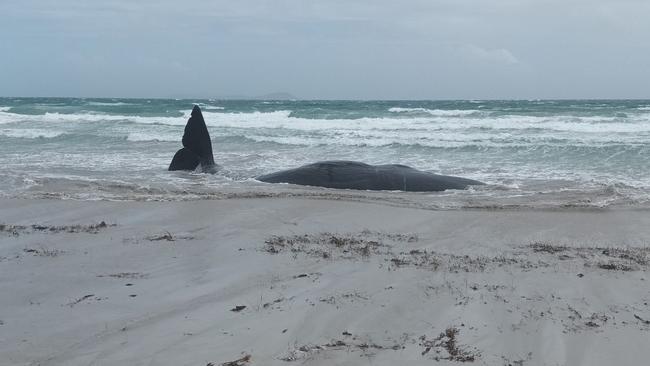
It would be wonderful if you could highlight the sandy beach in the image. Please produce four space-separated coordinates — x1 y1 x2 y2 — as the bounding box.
1 197 649 365
4 0 650 364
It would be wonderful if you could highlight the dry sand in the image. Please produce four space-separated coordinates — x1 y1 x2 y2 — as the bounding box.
1 197 649 365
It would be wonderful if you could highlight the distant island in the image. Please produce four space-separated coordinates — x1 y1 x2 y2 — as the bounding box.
214 92 297 100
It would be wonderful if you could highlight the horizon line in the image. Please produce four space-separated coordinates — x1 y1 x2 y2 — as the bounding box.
1 95 650 102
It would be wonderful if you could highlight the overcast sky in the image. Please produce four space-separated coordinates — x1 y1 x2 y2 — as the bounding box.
1 0 649 99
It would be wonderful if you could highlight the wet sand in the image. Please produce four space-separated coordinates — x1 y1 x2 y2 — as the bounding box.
1 198 649 365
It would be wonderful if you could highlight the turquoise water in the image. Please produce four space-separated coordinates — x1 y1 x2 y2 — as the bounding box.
1 98 649 207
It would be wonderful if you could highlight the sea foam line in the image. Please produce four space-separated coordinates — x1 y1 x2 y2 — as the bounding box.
86 101 134 106
388 107 480 116
2 109 650 134
0 129 64 139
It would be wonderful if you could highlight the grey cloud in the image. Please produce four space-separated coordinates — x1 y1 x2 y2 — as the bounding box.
1 0 649 99
461 45 520 65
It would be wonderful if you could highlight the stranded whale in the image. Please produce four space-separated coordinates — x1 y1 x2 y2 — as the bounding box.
256 161 483 192
169 106 484 191
169 105 218 173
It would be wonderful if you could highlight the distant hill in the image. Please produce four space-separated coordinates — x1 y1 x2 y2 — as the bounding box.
214 92 297 100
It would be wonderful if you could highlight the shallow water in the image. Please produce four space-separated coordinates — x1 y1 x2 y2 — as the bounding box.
1 98 649 208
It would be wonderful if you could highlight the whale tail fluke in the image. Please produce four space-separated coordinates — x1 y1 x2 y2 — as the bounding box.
169 147 200 171
169 105 217 173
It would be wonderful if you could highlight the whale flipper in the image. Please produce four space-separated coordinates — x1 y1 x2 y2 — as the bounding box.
169 147 200 171
169 105 217 173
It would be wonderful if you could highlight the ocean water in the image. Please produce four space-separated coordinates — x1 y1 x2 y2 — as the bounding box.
1 97 649 208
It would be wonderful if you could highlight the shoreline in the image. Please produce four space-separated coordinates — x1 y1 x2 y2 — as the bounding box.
1 197 649 365
4 185 649 211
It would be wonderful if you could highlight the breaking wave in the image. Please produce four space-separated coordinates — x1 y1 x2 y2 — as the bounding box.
0 128 65 139
388 107 480 116
2 108 650 135
1 98 650 207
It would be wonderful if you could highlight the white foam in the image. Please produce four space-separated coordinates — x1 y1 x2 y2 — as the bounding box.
196 103 225 110
210 110 648 135
0 129 64 139
127 132 177 142
201 111 450 132
2 108 650 137
388 107 480 116
205 111 650 134
238 133 644 149
0 111 192 126
0 109 24 124
86 102 133 106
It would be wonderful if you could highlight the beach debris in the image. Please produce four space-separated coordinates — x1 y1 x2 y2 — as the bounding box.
136 231 194 243
501 352 533 366
97 272 147 279
390 257 412 267
527 243 649 271
262 297 286 309
318 291 369 307
634 314 650 325
23 247 65 257
530 242 568 254
0 224 21 236
265 233 650 275
419 327 480 362
584 313 609 328
264 232 552 273
280 338 402 362
147 231 175 241
389 249 442 270
67 294 95 307
230 305 246 312
596 262 635 271
567 306 582 321
263 231 413 259
561 306 613 332
1 221 114 236
218 354 251 366
389 251 540 273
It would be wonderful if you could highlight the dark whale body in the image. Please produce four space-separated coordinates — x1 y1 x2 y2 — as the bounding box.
256 161 483 192
169 106 484 191
169 105 218 173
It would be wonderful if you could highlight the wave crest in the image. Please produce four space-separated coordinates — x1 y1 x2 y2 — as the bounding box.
0 129 64 139
388 107 480 116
